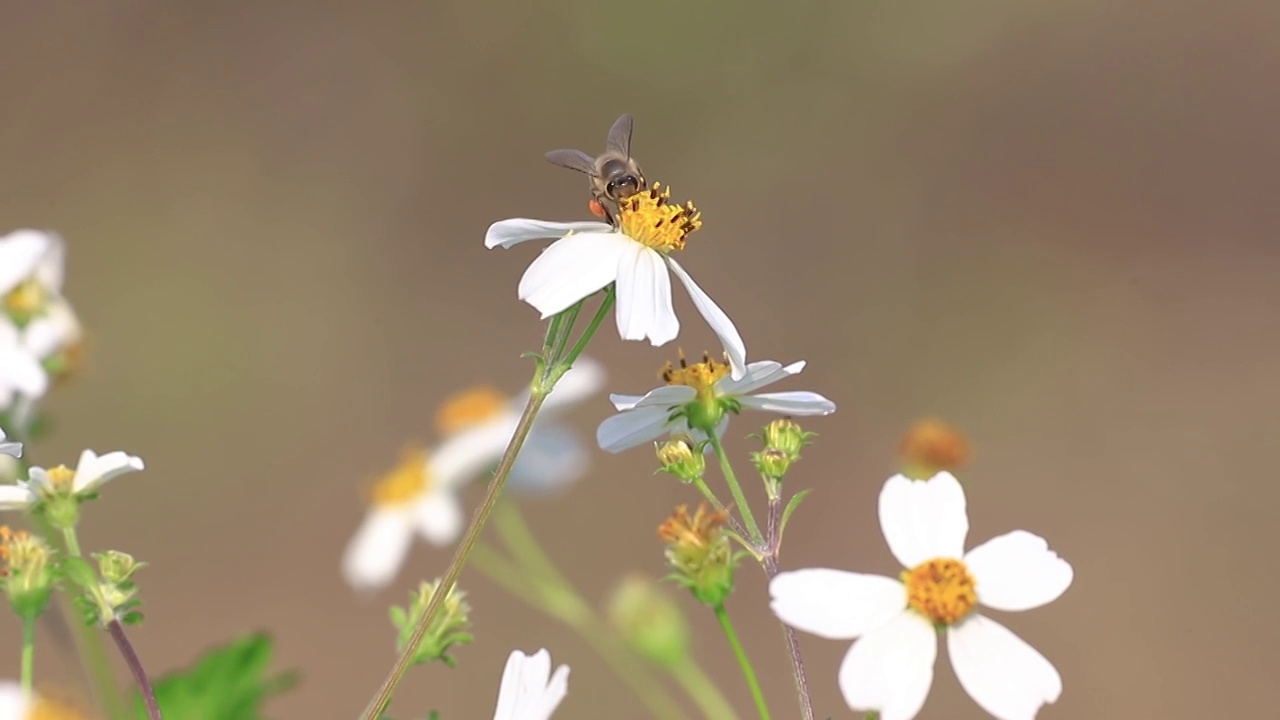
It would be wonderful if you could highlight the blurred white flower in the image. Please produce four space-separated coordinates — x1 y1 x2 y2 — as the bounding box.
0 230 64 298
597 357 834 453
342 360 604 591
0 450 145 510
492 648 569 720
0 428 20 459
769 472 1072 720
485 184 747 380
0 317 47 414
0 680 30 719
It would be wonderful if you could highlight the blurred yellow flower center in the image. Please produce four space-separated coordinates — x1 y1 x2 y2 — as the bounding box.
0 526 47 577
902 558 977 625
657 503 727 551
617 182 701 253
29 693 89 720
4 278 47 317
660 352 730 397
367 450 432 508
43 466 76 493
899 418 970 480
435 386 507 435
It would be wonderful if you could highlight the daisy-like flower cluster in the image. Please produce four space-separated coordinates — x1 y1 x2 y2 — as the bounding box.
0 230 82 431
770 472 1073 720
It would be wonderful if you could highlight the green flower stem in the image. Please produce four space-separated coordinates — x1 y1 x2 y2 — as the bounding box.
20 614 35 695
470 543 689 720
707 434 763 546
57 524 128 720
714 604 771 720
557 286 615 374
669 657 741 720
763 497 814 720
358 294 610 720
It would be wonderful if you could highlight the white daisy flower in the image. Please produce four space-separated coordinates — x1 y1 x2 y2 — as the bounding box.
342 360 604 591
0 449 145 511
484 184 747 380
0 428 20 459
492 648 569 720
769 472 1072 720
596 355 835 453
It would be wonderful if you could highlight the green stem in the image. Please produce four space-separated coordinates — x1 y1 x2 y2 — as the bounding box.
714 604 771 720
470 543 689 720
708 434 763 545
556 286 615 374
58 525 128 720
492 500 568 587
670 657 741 720
20 614 35 695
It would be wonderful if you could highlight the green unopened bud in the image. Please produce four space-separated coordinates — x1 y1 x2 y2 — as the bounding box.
762 418 807 459
657 504 738 607
752 447 792 480
606 574 690 669
1 526 56 619
391 580 473 668
656 438 705 482
95 550 145 585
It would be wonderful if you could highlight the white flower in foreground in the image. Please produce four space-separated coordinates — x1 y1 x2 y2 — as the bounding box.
597 356 835 453
342 359 604 591
485 184 747 380
0 229 64 298
770 472 1072 720
492 648 569 720
0 450 145 511
0 681 30 718
0 428 19 459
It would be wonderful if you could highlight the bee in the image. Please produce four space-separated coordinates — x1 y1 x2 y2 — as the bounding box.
545 114 647 226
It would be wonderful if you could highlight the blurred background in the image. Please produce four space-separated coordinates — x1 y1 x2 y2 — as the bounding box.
2 1 1277 717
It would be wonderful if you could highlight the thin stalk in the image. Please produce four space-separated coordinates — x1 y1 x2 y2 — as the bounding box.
470 543 689 720
59 525 128 720
108 620 161 720
763 497 813 720
358 390 547 720
668 658 740 720
557 287 614 372
20 615 35 695
714 604 771 720
707 434 763 545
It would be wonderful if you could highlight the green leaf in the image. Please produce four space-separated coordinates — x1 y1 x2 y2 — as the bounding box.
135 634 298 720
59 555 98 589
778 489 813 548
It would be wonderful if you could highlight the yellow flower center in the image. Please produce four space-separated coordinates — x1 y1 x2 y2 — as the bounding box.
660 352 730 398
901 558 978 626
367 450 432 508
4 278 47 317
899 418 970 479
29 693 90 720
657 503 726 551
434 386 508 435
43 466 77 494
617 182 702 253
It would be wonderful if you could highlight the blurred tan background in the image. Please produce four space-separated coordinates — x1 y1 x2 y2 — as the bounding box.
2 1 1278 717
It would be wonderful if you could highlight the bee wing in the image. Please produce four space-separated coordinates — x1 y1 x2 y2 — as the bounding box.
606 114 633 158
545 148 598 175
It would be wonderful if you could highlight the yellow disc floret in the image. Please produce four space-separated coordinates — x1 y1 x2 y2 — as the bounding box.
43 466 77 494
367 449 432 507
435 386 508 435
660 352 730 397
4 277 48 318
618 182 702 253
902 557 978 626
29 693 90 720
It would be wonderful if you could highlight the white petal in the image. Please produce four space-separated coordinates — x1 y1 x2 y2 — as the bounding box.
22 299 80 359
717 360 805 395
71 450 145 494
838 610 937 720
666 258 747 380
948 615 1062 720
0 484 35 510
517 233 629 318
430 417 518 489
0 680 31 718
484 219 611 249
539 357 605 414
737 391 836 416
614 245 679 345
770 569 905 640
0 441 20 459
596 406 674 453
965 530 1073 612
510 424 589 494
0 229 53 295
608 385 695 411
341 509 414 592
33 231 66 291
493 648 570 720
0 347 48 397
879 472 969 569
413 490 464 546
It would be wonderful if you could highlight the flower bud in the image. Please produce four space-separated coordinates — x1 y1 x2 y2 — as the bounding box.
1 526 56 620
95 550 145 585
762 418 807 460
899 418 970 480
606 575 690 669
657 504 738 607
391 580 473 668
656 438 705 483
